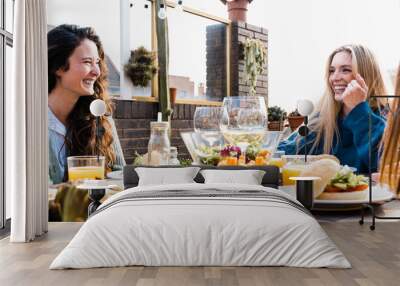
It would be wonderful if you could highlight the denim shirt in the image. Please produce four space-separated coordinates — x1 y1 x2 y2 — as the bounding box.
278 102 386 173
48 107 126 184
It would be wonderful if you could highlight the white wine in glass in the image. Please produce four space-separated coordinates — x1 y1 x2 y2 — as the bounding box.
220 96 267 153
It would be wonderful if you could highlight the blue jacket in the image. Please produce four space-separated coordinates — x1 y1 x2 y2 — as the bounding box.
278 102 386 173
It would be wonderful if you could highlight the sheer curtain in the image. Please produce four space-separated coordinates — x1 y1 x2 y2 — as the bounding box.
7 0 48 242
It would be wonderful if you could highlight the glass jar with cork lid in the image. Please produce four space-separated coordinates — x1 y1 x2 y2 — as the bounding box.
148 121 170 165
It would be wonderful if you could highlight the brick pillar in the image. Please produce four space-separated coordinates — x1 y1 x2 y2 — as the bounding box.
230 22 268 105
206 24 227 101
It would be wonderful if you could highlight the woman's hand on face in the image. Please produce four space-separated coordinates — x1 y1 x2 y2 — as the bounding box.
371 172 380 183
341 73 368 112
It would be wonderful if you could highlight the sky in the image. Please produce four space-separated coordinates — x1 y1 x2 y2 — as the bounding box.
47 0 400 112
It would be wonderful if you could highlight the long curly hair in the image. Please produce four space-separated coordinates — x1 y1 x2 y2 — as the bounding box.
380 66 400 194
48 24 116 173
309 44 387 154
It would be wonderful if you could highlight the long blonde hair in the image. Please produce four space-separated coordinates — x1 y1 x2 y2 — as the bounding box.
379 66 400 193
309 45 387 154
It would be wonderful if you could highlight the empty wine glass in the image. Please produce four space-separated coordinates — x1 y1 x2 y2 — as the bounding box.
193 107 223 147
220 96 267 153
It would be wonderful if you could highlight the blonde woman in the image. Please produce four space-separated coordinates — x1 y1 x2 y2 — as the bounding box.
278 45 387 173
379 66 400 193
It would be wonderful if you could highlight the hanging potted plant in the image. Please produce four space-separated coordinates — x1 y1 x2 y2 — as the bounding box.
288 108 305 131
243 38 267 96
267 106 286 131
124 46 157 87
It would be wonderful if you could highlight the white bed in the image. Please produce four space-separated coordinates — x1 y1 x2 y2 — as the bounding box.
50 183 350 269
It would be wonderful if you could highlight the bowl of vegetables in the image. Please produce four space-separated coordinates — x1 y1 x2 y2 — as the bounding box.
181 131 282 166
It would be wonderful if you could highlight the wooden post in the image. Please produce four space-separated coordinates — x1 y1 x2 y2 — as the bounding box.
155 0 171 122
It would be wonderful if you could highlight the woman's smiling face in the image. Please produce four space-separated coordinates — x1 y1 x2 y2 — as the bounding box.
56 39 100 97
328 51 356 101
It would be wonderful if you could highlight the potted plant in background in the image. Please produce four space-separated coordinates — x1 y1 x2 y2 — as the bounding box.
124 46 157 88
288 108 305 131
267 106 286 131
243 38 267 96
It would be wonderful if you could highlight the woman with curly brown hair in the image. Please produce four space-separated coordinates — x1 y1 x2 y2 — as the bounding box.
48 24 125 184
379 66 400 194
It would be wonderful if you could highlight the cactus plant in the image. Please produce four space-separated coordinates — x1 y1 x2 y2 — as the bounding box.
155 0 171 121
288 108 305 131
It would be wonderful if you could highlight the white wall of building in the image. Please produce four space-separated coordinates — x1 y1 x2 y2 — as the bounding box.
247 0 400 111
47 0 121 73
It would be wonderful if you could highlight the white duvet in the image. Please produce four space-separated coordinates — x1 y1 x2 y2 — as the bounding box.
50 183 350 269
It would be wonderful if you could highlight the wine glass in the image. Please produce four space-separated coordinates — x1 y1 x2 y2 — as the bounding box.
220 96 267 153
193 106 223 147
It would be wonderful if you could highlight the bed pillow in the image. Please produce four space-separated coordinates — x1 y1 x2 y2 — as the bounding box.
200 169 266 185
123 165 280 189
135 167 200 186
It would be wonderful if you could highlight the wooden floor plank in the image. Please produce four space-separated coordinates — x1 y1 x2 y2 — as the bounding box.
1 222 400 286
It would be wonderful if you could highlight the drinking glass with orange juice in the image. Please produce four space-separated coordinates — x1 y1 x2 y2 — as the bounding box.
282 162 307 185
267 150 285 168
67 156 105 182
268 157 285 168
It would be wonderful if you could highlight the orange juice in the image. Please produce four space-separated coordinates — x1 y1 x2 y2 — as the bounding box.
268 158 285 168
68 166 105 182
282 164 305 185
